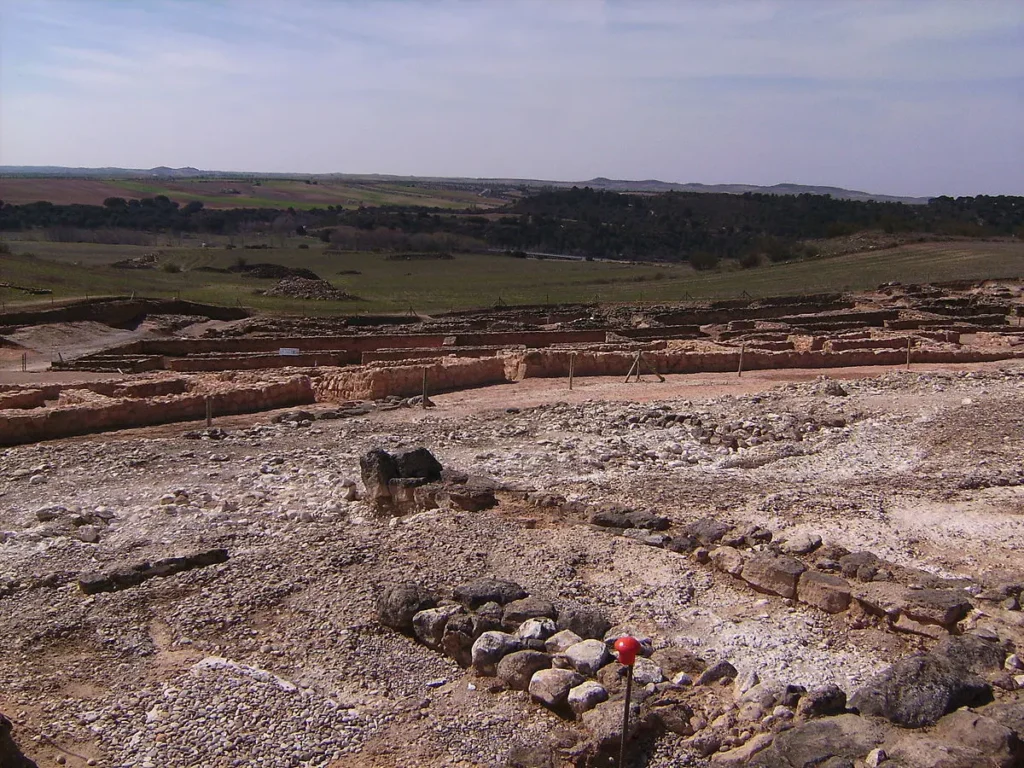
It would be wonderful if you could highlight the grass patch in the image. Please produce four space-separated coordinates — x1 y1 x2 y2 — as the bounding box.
1 239 1021 316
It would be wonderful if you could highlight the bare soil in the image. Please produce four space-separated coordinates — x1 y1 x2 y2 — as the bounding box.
1 357 1022 767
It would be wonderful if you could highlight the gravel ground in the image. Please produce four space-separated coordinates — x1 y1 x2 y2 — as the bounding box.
1 362 1022 767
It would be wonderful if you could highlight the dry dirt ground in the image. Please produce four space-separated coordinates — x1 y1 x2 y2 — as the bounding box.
1 362 1022 767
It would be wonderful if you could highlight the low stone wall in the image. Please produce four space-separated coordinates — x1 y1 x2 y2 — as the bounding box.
362 346 515 363
168 353 345 372
505 346 1024 380
315 358 507 402
0 376 314 447
825 337 910 352
0 389 46 410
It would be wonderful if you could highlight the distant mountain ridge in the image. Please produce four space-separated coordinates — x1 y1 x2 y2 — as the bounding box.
0 165 932 204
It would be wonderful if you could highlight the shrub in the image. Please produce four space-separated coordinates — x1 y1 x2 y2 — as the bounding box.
160 262 182 273
689 251 721 271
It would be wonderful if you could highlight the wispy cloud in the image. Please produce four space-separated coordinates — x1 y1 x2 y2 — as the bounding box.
1 0 1021 195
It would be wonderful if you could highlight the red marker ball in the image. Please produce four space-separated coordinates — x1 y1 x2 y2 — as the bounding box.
614 636 641 666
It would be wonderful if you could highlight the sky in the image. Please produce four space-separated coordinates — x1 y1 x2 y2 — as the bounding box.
1 0 1022 197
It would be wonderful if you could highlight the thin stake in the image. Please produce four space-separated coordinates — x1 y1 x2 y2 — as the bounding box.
906 337 912 370
620 665 633 768
568 352 576 390
738 344 745 378
422 369 428 410
623 355 639 383
205 396 213 427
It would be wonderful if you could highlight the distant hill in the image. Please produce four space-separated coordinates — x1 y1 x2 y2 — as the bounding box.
0 166 933 204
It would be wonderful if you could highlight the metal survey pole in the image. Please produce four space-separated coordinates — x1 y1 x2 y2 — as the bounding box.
614 636 641 767
738 344 745 377
568 352 576 390
421 369 428 409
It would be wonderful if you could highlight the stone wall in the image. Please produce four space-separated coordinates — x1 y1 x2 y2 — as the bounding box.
0 376 314 447
0 389 46 410
315 358 507 402
505 346 1024 380
168 353 345 372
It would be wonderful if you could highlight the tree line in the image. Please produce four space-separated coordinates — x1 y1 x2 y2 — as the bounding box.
1 189 1020 267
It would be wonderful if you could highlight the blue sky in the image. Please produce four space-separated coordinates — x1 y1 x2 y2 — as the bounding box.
1 0 1022 196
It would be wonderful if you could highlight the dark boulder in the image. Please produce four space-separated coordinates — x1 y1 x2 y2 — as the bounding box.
625 510 670 531
751 714 887 767
681 517 731 545
453 578 528 609
555 604 611 640
377 582 436 633
360 448 398 507
933 633 1007 675
796 684 847 719
393 447 443 480
0 712 37 768
502 596 556 628
849 652 993 728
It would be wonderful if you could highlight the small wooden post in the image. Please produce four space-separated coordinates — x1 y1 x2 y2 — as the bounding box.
22 352 27 372
738 345 745 377
906 337 912 370
421 368 428 410
205 396 213 427
622 354 638 382
568 352 576 390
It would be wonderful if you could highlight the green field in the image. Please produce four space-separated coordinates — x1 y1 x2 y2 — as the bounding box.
0 176 504 210
1 238 1022 316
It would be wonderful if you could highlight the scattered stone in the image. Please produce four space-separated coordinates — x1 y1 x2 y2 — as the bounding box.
412 605 463 649
682 517 731 546
567 681 608 716
710 546 745 576
840 551 883 581
741 556 807 599
901 589 973 629
711 733 775 765
471 631 521 675
796 684 847 718
34 505 65 522
734 669 760 697
535 627 582 657
497 650 552 691
798 571 853 614
529 668 584 709
864 747 887 767
698 660 738 686
632 657 664 685
651 646 707 678
74 525 101 543
516 617 557 642
782 531 823 555
559 639 611 676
